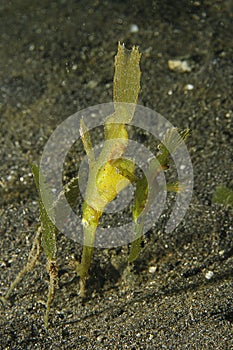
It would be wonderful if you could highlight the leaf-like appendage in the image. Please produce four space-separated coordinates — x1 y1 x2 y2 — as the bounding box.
31 164 57 261
114 42 141 107
157 128 190 168
129 128 190 263
80 118 95 166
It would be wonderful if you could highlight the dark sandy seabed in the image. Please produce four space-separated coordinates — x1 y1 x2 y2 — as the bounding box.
0 1 232 349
